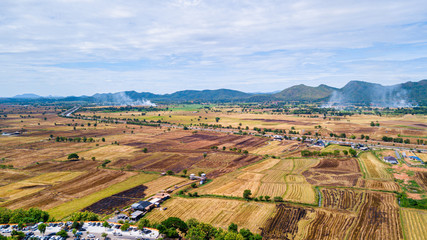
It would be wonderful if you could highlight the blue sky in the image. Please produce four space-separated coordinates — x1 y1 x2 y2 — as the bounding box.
0 0 427 97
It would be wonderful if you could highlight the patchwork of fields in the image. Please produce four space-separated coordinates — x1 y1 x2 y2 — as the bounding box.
0 104 426 239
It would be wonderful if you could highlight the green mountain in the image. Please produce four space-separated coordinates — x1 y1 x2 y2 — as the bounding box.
3 80 426 106
326 80 427 107
273 84 337 101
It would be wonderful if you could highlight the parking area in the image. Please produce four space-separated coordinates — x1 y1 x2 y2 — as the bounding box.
0 222 159 240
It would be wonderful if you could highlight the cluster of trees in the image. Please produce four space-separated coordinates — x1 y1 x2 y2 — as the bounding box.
198 123 223 129
243 190 283 202
55 136 96 143
253 127 286 135
382 136 411 144
301 149 356 157
138 217 262 240
0 208 50 224
0 164 13 169
370 121 380 127
397 192 427 210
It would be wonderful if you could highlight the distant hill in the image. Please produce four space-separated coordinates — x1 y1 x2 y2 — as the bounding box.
80 89 252 105
325 80 427 107
273 84 337 101
401 80 427 106
4 79 427 106
13 93 41 99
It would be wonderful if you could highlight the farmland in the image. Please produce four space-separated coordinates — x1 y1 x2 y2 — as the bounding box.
0 103 426 239
401 208 427 240
358 152 394 180
146 197 276 233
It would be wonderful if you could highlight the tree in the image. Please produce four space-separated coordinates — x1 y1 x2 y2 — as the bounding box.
161 217 188 234
67 153 79 160
102 137 105 142
137 219 150 229
11 230 25 240
215 117 220 123
224 231 244 240
273 196 283 202
120 222 130 231
38 223 47 235
143 148 148 153
101 233 108 239
228 223 238 233
56 230 68 238
333 150 340 156
239 228 254 240
349 148 357 157
343 150 348 156
243 189 252 200
18 222 25 229
264 196 271 201
370 121 375 127
102 221 111 229
72 228 77 237
183 169 187 175
166 170 174 175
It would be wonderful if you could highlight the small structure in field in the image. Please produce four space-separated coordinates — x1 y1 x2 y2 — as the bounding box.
131 201 154 211
384 156 398 164
130 211 144 221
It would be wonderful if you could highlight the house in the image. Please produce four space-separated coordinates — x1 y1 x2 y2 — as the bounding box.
130 211 144 221
313 140 326 148
384 156 398 164
131 201 154 211
273 135 283 141
409 156 422 162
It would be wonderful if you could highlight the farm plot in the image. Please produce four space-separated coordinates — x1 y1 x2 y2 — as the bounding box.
205 172 263 197
358 152 393 180
415 172 427 190
48 173 158 219
56 145 137 162
0 170 34 185
196 158 293 198
347 191 403 240
283 175 316 204
0 171 84 204
302 157 362 187
321 188 366 212
82 185 148 214
401 208 427 240
242 158 281 173
146 197 276 233
81 176 190 214
2 169 138 210
261 204 311 240
303 209 357 240
292 158 319 174
356 179 400 191
251 140 295 156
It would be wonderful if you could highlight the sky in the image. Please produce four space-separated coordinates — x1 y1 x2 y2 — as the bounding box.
0 0 427 97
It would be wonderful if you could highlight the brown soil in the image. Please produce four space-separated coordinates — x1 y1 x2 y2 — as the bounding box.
302 158 362 187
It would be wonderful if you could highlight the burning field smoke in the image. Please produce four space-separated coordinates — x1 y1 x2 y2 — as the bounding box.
94 92 156 106
322 82 415 108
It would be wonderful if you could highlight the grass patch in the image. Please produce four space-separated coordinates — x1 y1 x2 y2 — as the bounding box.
48 173 159 219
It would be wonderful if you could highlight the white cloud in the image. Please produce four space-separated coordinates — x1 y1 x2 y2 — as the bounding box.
0 0 426 96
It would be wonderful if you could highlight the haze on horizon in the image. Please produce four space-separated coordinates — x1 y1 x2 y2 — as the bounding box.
1 0 427 97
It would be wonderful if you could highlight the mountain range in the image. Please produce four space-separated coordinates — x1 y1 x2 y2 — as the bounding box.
4 79 427 106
